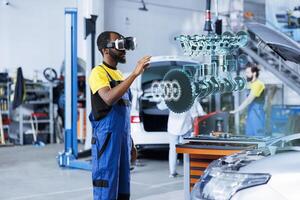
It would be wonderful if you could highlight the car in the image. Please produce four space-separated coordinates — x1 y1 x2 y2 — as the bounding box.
191 133 300 200
129 56 200 149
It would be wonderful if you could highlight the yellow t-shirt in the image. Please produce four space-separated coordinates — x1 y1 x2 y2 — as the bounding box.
89 64 124 94
250 79 265 97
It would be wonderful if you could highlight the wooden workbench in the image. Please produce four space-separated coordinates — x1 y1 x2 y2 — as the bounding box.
176 142 255 200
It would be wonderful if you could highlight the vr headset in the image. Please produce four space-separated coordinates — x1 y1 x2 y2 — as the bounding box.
106 37 137 51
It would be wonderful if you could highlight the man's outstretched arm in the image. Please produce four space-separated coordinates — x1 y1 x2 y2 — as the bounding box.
98 56 151 106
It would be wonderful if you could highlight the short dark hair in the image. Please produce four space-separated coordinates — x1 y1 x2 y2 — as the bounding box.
246 62 260 77
96 31 122 56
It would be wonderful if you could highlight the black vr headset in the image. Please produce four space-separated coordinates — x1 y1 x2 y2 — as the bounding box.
106 37 137 51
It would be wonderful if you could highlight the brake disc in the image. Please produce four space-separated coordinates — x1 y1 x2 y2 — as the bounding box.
163 69 195 113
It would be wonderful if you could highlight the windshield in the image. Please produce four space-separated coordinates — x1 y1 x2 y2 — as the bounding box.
266 133 300 154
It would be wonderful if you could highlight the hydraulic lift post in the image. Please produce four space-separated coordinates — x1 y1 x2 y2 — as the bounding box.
57 8 91 171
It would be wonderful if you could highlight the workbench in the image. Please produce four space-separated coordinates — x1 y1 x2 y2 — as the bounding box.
176 135 270 199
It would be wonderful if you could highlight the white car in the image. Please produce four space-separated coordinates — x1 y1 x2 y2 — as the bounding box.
129 56 199 149
191 133 300 200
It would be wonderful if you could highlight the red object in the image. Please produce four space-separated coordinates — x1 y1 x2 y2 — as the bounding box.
193 112 218 136
31 113 48 118
2 117 11 125
130 116 141 123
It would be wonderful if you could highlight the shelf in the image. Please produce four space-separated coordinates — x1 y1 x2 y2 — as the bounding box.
3 125 9 129
22 119 51 124
0 111 9 114
25 82 52 88
24 100 50 104
26 89 50 93
37 130 51 134
24 130 50 134
19 81 54 145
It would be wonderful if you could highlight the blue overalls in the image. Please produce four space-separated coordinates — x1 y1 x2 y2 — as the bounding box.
245 90 265 136
89 67 132 200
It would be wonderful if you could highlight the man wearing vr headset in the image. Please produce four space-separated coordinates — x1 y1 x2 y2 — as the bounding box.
88 31 151 200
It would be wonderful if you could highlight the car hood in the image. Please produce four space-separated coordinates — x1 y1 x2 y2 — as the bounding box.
213 147 300 175
193 147 300 200
246 23 300 64
239 151 300 200
239 151 300 174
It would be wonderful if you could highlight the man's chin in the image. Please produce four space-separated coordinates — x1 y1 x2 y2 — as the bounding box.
119 58 126 64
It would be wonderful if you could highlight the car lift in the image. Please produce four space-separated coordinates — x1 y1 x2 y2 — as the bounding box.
57 8 92 170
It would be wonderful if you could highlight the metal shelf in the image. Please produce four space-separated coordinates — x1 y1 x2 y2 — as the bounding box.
37 130 51 134
3 125 9 129
22 119 50 124
0 81 11 144
26 89 50 93
19 82 54 145
24 100 51 104
1 110 9 114
25 81 49 85
25 130 50 134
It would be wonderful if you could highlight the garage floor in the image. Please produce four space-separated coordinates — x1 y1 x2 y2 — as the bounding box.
0 144 184 200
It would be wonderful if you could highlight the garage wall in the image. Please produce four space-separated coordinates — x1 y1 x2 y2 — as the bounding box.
101 0 241 72
0 0 104 80
1 0 202 77
0 0 76 79
0 0 235 78
102 0 207 73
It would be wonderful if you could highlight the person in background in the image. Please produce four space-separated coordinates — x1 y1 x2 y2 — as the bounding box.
158 98 205 178
230 63 265 136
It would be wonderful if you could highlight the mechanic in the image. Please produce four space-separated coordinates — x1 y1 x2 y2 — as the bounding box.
89 31 151 200
230 63 265 136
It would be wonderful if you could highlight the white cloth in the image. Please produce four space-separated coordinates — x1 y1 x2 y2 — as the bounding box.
157 99 205 135
157 99 205 175
168 131 191 175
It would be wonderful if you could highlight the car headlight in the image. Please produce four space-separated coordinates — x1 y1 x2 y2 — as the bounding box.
191 168 271 200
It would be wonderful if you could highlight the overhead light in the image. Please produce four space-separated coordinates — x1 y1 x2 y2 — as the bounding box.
139 0 148 11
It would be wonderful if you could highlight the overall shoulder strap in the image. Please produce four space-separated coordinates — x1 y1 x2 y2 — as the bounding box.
100 64 114 81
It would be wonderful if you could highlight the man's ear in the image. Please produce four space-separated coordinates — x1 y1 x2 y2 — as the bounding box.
103 48 109 55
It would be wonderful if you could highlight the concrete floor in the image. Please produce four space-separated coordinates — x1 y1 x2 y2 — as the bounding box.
0 144 184 200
